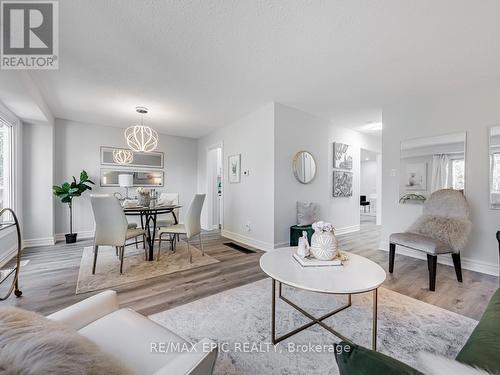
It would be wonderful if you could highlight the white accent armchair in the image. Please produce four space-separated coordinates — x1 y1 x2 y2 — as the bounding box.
389 189 472 291
48 291 218 375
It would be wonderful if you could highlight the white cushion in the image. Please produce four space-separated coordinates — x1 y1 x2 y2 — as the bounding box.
160 224 186 235
79 308 188 375
0 306 132 374
126 228 146 240
297 201 318 226
157 218 176 227
390 232 452 254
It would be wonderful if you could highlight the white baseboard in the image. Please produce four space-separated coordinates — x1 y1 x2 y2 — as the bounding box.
202 224 219 231
274 241 289 248
0 243 17 268
379 241 499 277
221 229 274 252
23 237 55 248
55 230 95 243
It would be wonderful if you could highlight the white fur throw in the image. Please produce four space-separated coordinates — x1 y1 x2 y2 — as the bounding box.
408 215 472 253
418 353 492 375
0 306 133 374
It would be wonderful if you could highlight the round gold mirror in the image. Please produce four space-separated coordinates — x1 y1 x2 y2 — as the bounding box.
293 151 317 184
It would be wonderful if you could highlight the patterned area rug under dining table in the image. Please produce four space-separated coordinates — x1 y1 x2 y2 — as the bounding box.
76 243 219 294
150 278 477 375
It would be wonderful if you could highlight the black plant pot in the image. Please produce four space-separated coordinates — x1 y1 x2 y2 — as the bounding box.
65 233 77 244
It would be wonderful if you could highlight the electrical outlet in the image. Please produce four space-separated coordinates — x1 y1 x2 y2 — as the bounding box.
390 169 397 177
245 222 251 232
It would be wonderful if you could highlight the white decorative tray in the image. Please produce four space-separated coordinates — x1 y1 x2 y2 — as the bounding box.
293 253 343 267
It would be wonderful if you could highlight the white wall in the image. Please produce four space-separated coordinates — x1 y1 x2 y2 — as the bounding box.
381 83 500 276
0 73 55 253
274 103 381 246
54 119 198 237
22 122 54 244
197 103 275 250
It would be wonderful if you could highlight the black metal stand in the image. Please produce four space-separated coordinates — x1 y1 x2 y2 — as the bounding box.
141 210 157 261
125 207 180 261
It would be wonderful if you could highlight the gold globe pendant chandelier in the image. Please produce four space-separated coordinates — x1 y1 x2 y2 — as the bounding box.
112 149 134 164
125 107 159 152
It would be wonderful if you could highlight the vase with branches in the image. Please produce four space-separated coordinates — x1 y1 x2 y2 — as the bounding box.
53 170 95 243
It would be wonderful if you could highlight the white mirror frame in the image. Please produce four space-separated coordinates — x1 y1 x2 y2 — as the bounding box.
100 146 164 169
293 150 317 184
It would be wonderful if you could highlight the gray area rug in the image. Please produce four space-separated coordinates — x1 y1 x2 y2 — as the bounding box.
76 244 219 294
150 278 477 375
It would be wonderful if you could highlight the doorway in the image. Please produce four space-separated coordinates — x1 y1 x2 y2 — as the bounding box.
206 143 223 231
360 148 382 226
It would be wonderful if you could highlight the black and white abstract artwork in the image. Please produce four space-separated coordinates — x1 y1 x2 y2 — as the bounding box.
333 171 353 197
333 142 353 170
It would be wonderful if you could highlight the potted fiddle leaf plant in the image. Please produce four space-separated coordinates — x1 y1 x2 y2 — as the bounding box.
53 170 95 243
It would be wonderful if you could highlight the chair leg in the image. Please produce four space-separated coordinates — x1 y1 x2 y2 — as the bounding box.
92 245 99 274
451 253 463 283
187 238 192 263
157 233 162 261
120 246 125 274
199 233 204 256
115 246 118 256
389 243 396 273
170 234 174 252
427 254 437 291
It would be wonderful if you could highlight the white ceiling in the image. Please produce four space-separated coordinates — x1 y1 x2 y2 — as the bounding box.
23 0 500 138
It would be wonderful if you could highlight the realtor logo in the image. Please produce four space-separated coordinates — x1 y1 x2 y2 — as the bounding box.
1 1 58 69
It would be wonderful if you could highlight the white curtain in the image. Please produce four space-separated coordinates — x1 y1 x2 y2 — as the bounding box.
431 154 450 192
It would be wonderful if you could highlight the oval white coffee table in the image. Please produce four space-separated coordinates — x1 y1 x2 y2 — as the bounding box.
260 247 386 350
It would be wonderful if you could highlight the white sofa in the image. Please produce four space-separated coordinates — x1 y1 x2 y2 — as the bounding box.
47 290 217 375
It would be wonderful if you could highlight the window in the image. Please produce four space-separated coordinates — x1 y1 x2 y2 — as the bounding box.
0 116 13 219
491 153 500 193
451 159 465 190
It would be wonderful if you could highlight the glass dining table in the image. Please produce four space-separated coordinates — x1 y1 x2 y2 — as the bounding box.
123 204 182 261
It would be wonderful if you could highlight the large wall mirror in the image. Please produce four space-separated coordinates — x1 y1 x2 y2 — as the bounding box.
293 151 317 184
100 169 164 187
101 146 164 168
489 126 500 209
399 132 466 203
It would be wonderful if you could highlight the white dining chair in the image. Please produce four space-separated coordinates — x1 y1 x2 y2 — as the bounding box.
157 192 179 228
90 194 147 274
157 194 205 263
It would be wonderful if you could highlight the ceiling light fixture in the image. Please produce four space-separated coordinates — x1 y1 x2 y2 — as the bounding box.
125 107 159 152
112 149 134 164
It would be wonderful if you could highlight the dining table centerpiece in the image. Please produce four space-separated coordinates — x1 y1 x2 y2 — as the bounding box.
310 221 338 260
136 187 151 207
